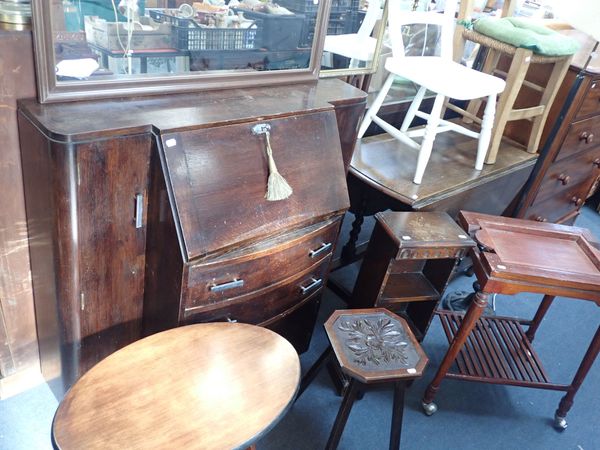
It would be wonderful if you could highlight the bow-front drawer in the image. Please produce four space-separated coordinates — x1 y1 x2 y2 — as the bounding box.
160 110 349 260
576 78 600 120
182 258 330 324
181 218 339 311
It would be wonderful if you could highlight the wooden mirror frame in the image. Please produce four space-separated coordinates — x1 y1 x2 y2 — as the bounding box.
31 0 333 103
319 1 388 79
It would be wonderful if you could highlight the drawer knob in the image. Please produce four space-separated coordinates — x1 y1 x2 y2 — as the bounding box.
557 173 571 185
579 132 594 144
535 216 548 222
300 277 323 295
210 279 244 292
309 242 332 258
593 158 600 168
571 196 584 207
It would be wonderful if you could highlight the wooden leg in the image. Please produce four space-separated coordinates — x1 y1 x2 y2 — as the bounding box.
422 291 490 407
486 48 532 165
554 325 600 430
413 94 445 185
525 295 555 342
401 86 427 132
297 346 333 399
325 378 361 450
389 381 406 450
341 194 367 262
526 56 573 154
475 93 497 170
358 73 394 138
464 47 500 124
245 445 257 450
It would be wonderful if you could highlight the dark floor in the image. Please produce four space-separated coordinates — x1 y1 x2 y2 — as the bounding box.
1 208 599 450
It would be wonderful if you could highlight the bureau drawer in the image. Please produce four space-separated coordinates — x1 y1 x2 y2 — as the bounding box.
161 110 349 260
181 259 329 324
526 182 588 224
576 78 600 120
182 218 339 310
534 148 600 204
556 115 600 162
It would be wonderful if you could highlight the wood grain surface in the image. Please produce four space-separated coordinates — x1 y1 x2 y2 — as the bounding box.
53 323 300 450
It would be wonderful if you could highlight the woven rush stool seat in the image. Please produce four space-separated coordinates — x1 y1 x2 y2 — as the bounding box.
454 19 579 165
299 308 428 449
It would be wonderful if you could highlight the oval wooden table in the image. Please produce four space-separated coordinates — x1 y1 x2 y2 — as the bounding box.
52 323 300 450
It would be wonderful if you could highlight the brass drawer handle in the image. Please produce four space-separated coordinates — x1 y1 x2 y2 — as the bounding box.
300 277 322 295
210 279 244 292
557 173 571 185
579 132 594 144
571 196 584 207
309 242 332 258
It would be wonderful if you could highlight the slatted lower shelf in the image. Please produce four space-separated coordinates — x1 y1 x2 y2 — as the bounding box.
437 311 558 389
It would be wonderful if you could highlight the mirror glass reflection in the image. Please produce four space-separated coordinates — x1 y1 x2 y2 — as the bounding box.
52 0 322 81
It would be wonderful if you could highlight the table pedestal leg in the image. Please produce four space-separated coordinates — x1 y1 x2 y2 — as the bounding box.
422 291 490 413
389 381 406 450
554 324 600 430
325 378 361 450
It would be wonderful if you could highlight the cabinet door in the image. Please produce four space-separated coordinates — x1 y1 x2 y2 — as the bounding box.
76 134 151 375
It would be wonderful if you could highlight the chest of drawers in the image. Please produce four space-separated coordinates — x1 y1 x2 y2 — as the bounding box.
18 80 366 396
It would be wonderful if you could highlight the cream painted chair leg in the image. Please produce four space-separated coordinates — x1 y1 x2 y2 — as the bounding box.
413 94 445 185
476 94 497 170
358 73 395 138
401 86 427 132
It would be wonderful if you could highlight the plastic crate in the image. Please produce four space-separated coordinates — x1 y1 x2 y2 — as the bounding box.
276 0 359 14
300 10 360 47
149 9 261 51
233 9 305 50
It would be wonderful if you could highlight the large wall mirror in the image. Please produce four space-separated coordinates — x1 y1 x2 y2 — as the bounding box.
319 0 388 78
32 0 333 102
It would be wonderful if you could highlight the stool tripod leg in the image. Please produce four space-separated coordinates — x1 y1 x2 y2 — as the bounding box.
297 346 333 399
422 291 490 413
554 325 600 431
389 381 406 450
325 378 361 450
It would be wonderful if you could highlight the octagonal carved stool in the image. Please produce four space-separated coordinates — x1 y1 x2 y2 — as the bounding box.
313 308 428 449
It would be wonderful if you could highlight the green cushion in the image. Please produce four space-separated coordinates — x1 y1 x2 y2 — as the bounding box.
473 17 580 56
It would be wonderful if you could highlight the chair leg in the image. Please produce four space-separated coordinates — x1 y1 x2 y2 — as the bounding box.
486 47 532 165
413 94 445 185
358 73 395 138
526 56 573 153
475 93 497 170
401 86 427 132
464 48 501 124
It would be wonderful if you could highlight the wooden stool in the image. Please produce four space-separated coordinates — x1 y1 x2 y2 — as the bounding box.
457 29 573 164
303 308 428 449
52 323 300 450
351 211 476 340
421 211 600 430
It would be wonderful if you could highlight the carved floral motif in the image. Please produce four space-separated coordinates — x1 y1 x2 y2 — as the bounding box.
338 317 409 366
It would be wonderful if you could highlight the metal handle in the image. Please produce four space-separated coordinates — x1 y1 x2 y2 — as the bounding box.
579 131 594 144
309 242 332 258
535 216 548 222
300 277 322 295
593 158 600 168
557 173 571 185
571 196 584 206
252 123 271 135
210 279 244 292
134 194 144 229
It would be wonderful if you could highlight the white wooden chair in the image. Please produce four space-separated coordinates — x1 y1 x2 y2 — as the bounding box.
358 0 506 184
323 0 383 69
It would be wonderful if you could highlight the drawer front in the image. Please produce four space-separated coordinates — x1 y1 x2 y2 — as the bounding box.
161 110 349 260
182 219 339 310
576 78 600 120
534 148 600 205
556 114 600 162
181 259 329 324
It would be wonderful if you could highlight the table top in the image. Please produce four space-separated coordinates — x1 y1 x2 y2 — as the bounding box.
459 211 600 303
324 308 428 384
52 323 300 450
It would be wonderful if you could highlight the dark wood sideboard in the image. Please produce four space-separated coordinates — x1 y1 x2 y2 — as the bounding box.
18 79 366 397
511 31 600 224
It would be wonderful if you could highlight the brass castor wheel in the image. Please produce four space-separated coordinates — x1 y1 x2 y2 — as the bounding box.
554 413 568 431
422 401 438 416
